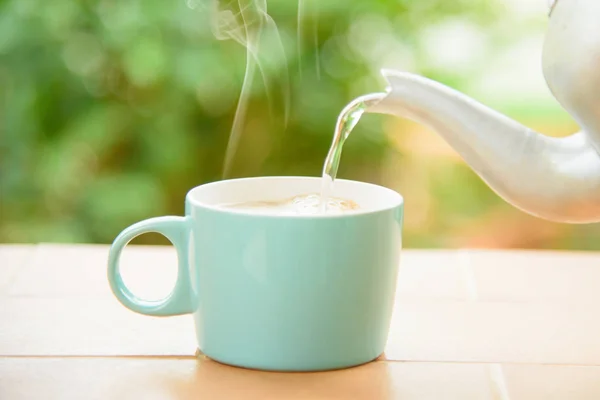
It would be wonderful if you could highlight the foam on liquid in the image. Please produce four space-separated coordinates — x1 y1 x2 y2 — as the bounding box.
219 193 360 215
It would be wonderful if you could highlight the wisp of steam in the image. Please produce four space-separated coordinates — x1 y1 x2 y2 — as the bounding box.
209 0 291 178
297 0 320 79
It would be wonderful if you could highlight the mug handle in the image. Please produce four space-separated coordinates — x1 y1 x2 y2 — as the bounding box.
107 216 194 316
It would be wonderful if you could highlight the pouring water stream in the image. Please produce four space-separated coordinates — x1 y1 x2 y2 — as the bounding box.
320 93 386 211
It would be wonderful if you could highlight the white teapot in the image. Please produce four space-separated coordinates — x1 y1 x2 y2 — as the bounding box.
366 0 600 223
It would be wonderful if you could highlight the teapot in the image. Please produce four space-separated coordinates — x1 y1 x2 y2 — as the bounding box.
366 0 600 224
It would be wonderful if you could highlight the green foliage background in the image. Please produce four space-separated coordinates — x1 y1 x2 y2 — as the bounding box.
1 0 598 249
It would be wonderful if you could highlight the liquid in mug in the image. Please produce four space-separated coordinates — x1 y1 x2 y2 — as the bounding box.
219 193 360 215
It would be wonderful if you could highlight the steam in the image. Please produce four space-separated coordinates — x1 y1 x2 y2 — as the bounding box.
297 0 320 79
210 0 290 178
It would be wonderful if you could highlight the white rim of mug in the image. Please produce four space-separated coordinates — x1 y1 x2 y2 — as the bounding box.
186 176 404 218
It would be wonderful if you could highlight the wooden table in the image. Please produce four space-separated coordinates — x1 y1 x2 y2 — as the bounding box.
2 244 600 399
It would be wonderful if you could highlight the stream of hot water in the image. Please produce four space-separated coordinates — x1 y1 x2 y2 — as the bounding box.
319 93 387 211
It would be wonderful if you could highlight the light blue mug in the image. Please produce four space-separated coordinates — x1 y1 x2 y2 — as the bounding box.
108 176 403 371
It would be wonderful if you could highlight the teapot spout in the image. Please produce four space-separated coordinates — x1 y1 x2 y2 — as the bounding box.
368 70 600 223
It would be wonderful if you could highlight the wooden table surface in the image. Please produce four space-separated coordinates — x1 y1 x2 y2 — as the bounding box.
2 244 600 399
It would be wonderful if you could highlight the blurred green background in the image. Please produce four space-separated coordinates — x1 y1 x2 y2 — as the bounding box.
1 0 598 249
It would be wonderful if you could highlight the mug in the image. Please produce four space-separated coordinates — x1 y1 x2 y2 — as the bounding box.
107 176 403 371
